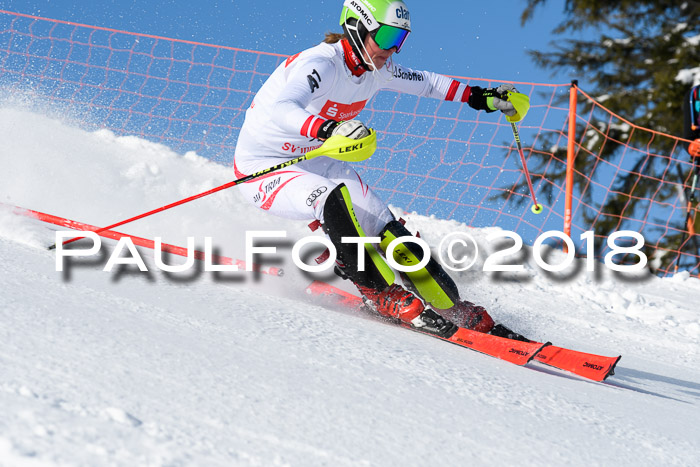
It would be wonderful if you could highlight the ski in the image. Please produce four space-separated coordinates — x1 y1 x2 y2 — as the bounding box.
531 346 620 382
306 281 548 367
306 280 621 381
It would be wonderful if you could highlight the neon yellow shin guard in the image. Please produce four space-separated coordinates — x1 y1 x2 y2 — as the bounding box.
379 220 459 310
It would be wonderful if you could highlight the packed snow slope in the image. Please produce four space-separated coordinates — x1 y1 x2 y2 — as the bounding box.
1 104 700 466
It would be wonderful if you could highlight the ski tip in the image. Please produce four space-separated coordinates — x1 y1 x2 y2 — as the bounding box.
602 355 622 381
47 243 56 251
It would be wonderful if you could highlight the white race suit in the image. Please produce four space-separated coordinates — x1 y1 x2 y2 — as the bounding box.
233 39 477 237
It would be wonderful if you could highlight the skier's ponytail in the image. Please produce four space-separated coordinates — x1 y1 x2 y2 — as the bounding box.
323 32 347 44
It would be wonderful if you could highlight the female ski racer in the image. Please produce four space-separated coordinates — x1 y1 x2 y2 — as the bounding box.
234 0 526 339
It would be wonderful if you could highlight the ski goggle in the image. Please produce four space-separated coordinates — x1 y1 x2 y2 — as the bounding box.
370 24 410 53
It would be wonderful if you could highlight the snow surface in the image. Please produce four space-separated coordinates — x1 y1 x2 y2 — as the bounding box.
1 104 700 466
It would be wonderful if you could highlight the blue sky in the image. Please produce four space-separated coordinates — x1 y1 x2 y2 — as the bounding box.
3 2 694 273
0 0 594 88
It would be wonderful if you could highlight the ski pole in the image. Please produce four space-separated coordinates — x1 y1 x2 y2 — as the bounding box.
690 85 699 131
509 121 543 215
49 130 378 250
503 91 542 214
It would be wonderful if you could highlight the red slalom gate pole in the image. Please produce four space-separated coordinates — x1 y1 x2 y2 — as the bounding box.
564 80 578 250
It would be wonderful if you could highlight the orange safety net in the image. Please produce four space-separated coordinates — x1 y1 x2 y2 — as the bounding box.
1 10 697 277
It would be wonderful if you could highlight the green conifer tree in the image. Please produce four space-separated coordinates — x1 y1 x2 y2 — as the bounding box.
505 0 700 273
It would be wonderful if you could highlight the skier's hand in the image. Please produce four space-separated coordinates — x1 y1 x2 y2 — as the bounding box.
317 119 370 140
468 84 518 117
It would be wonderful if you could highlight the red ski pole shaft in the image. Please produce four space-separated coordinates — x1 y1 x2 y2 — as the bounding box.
510 122 541 210
48 129 379 250
49 153 309 250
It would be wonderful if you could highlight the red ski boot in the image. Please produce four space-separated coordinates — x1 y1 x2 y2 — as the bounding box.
446 300 495 333
357 283 458 337
445 299 530 341
357 283 425 323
